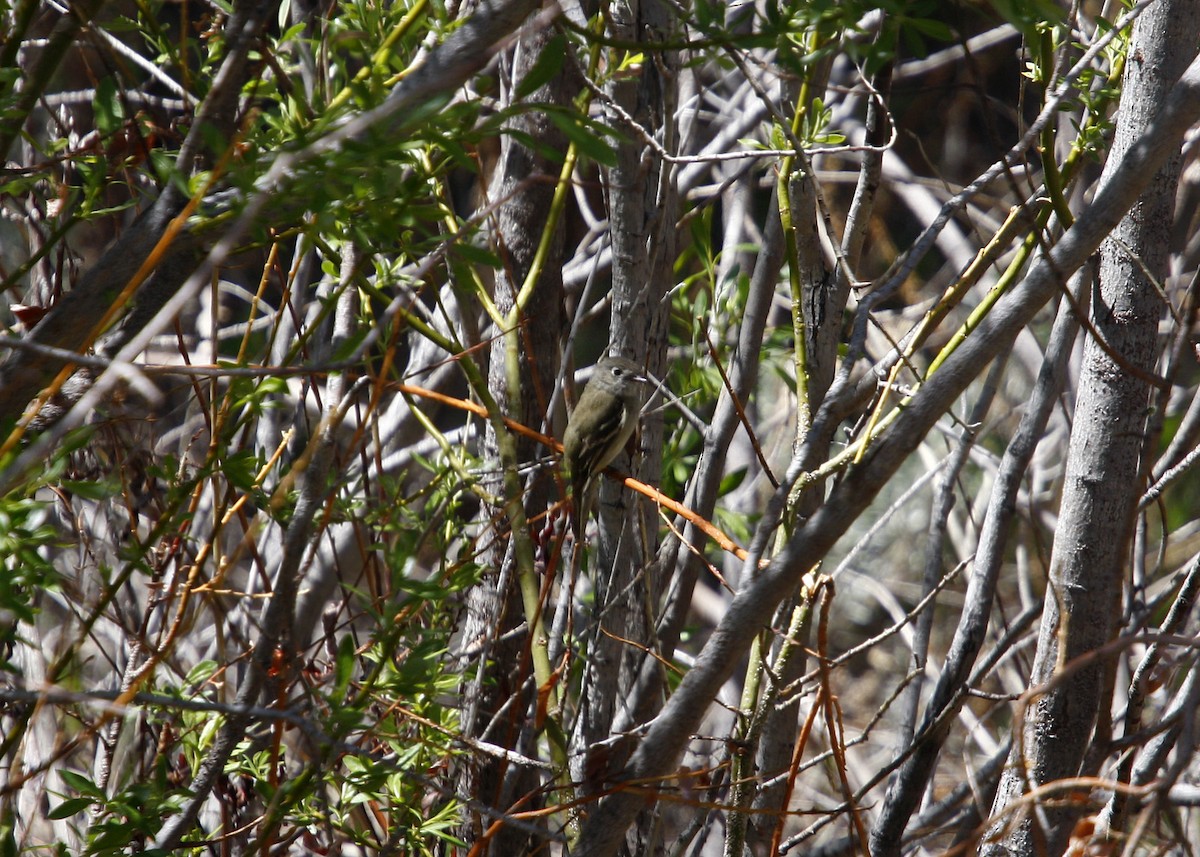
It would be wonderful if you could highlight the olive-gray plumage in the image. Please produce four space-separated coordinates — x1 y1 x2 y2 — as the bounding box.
563 356 647 540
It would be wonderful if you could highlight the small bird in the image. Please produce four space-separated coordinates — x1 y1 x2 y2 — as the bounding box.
562 355 648 541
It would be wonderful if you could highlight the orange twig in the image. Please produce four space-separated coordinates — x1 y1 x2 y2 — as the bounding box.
393 381 749 560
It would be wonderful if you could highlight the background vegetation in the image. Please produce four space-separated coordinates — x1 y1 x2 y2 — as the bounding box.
3 0 1200 855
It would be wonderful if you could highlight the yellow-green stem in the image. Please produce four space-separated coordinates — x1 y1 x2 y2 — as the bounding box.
324 0 431 115
779 66 816 451
509 144 580 324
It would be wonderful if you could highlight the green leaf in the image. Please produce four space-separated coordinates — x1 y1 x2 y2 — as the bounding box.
47 797 93 820
451 241 503 269
0 819 16 857
718 467 747 494
0 172 42 196
59 479 118 501
220 449 263 492
331 329 370 363
59 769 105 799
92 77 122 136
546 111 618 167
515 34 566 100
334 632 356 696
183 659 219 687
769 121 787 150
989 0 1064 38
907 16 953 42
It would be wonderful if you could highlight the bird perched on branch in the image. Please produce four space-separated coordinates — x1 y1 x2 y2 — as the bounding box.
562 355 648 542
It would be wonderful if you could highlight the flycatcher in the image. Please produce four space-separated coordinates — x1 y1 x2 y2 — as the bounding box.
562 355 648 541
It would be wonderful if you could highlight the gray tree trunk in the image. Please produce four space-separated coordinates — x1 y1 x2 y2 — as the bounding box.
456 26 570 852
572 0 676 851
745 53 841 851
984 4 1200 855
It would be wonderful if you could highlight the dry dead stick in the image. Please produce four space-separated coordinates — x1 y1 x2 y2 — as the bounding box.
394 382 748 561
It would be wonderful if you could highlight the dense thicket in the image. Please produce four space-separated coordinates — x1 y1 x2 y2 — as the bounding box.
3 1 1200 855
